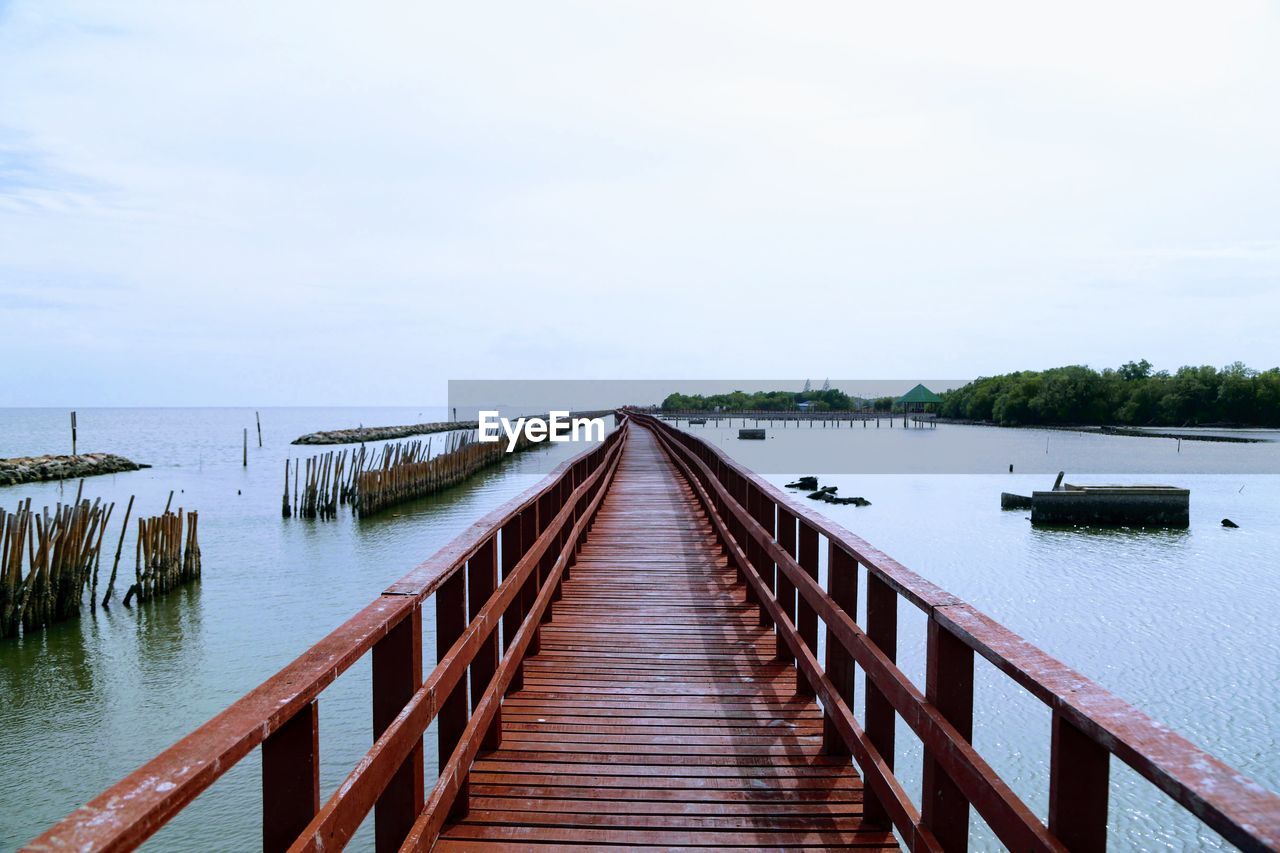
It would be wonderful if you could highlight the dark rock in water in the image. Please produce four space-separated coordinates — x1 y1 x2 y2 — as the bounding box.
819 494 870 506
786 476 819 490
0 453 148 487
1222 518 1239 528
1001 492 1034 510
806 486 837 500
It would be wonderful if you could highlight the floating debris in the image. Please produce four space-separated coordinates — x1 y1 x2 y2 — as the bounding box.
785 476 819 490
803 483 870 507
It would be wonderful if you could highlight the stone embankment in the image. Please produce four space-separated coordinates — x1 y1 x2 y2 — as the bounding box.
293 421 479 445
0 453 148 487
293 411 616 446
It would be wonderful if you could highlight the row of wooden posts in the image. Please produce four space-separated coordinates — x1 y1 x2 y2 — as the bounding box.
0 486 202 639
283 429 534 520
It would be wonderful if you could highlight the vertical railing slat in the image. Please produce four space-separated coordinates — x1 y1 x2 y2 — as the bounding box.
823 542 857 754
795 519 819 695
500 516 524 692
863 571 898 828
436 569 469 815
262 700 319 853
922 619 975 850
1049 709 1110 852
371 604 424 852
775 508 797 664
468 537 500 751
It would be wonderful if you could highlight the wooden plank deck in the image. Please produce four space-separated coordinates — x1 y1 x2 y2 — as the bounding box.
438 428 899 850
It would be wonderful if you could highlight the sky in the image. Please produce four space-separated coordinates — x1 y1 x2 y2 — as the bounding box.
1 1 1278 406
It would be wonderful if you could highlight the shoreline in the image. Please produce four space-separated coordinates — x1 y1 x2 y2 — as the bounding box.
930 419 1269 443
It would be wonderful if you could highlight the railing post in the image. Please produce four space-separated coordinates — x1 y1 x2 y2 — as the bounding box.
1049 709 1110 852
372 604 424 851
775 508 797 664
823 543 857 754
922 618 975 851
436 569 469 816
795 519 819 695
863 571 897 828
469 536 501 751
262 700 319 853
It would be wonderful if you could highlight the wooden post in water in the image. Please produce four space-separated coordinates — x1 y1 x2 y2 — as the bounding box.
102 495 134 607
71 411 77 456
243 428 248 467
256 411 263 447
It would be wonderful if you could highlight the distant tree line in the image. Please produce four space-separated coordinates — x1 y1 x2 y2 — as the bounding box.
661 389 861 412
938 361 1280 427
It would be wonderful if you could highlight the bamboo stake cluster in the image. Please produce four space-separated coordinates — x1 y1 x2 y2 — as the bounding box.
353 430 533 517
2 486 202 639
283 429 538 521
0 487 114 638
282 445 369 519
123 509 201 606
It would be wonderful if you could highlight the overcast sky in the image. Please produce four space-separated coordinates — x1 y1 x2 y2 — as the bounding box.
1 1 1277 405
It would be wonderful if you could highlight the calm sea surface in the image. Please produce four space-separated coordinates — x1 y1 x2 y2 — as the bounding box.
1 410 1276 851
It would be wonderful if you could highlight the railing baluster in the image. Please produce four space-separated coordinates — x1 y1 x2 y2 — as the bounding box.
922 618 975 850
436 569 469 815
863 571 897 828
823 542 857 754
775 507 797 664
469 537 500 751
371 604 424 851
262 700 319 853
795 519 819 695
1049 709 1110 852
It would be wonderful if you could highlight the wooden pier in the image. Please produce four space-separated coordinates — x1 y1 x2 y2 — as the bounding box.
437 430 892 849
27 413 1280 852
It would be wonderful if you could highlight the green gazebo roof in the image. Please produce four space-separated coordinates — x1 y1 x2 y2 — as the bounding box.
896 383 943 404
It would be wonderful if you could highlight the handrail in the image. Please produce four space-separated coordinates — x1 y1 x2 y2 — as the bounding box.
26 416 628 853
632 412 1280 853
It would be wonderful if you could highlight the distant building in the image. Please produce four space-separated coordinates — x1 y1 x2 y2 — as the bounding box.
896 383 944 414
796 401 815 411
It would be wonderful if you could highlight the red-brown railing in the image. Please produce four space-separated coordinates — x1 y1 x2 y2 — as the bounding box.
635 412 1279 853
26 417 629 853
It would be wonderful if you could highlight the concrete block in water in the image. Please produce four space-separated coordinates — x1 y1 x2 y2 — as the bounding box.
1030 486 1189 527
738 428 766 440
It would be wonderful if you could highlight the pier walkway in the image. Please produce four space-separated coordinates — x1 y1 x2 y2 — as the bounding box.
28 413 1280 852
438 429 891 849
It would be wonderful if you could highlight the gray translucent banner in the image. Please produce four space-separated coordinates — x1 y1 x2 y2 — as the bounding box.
448 380 1280 474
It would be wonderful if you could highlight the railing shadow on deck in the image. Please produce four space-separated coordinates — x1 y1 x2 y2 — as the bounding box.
634 411 1280 853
